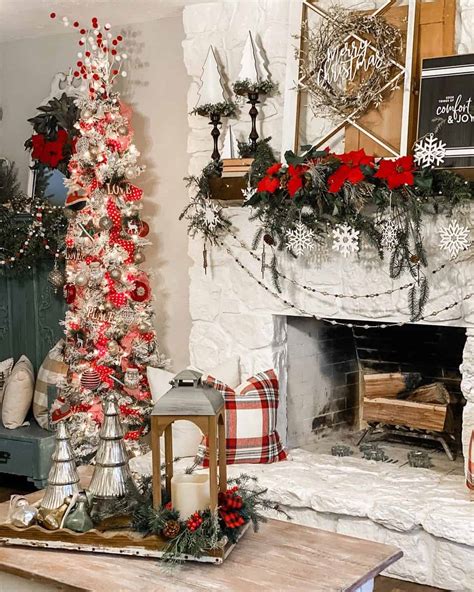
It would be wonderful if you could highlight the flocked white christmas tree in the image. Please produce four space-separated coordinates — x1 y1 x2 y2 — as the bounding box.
49 14 166 460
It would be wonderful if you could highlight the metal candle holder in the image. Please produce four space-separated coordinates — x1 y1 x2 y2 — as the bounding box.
209 112 222 161
247 91 260 153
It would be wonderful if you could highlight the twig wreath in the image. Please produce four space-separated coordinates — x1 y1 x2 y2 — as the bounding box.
298 7 403 120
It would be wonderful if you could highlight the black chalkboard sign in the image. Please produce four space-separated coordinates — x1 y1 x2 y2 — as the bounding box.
418 54 474 169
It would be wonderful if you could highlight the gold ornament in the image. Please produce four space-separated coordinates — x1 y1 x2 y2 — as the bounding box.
107 340 120 355
109 268 122 281
134 251 145 264
99 216 113 230
75 272 88 287
138 321 150 333
37 500 70 530
118 125 129 136
48 267 65 291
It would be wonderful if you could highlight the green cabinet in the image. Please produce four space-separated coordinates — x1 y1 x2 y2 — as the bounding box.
0 265 65 372
0 265 65 488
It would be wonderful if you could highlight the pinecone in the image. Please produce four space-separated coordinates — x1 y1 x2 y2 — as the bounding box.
162 520 180 539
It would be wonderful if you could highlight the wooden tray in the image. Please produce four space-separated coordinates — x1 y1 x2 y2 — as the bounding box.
0 521 248 564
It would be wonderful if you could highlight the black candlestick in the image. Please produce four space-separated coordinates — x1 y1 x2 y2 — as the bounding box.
209 112 222 161
247 91 260 153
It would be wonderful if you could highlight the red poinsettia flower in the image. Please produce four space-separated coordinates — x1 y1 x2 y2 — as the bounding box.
43 138 65 168
266 162 283 175
257 175 280 193
30 134 46 161
374 156 415 189
287 164 306 197
327 149 374 193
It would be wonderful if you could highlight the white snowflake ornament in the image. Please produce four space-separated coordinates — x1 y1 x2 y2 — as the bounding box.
199 201 220 230
414 133 446 168
242 180 257 201
286 222 315 256
380 219 399 251
332 223 360 258
439 220 471 259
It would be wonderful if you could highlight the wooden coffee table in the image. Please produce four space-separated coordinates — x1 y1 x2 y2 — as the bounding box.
0 488 401 592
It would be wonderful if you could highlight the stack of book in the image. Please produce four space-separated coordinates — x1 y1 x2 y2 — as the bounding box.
221 158 254 178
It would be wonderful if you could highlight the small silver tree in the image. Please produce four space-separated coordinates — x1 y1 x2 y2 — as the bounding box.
88 394 133 498
41 421 80 510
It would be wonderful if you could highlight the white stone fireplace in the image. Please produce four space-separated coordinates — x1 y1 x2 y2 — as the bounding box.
183 209 474 589
188 209 474 470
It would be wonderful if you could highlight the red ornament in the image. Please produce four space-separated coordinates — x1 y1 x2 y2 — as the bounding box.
138 221 149 237
64 283 76 304
50 12 56 19
80 368 101 391
130 280 150 303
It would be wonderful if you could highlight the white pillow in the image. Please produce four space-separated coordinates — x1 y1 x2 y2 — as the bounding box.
147 367 202 458
0 357 14 404
146 357 241 458
2 356 35 429
200 356 241 389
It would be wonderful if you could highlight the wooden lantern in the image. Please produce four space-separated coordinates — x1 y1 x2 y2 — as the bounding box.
150 369 226 512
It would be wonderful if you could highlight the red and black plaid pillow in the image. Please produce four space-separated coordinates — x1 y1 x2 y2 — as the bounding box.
202 369 287 465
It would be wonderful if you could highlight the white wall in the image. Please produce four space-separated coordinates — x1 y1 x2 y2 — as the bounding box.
0 16 192 371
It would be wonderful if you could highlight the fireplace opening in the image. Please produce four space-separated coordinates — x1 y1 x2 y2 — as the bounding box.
286 317 467 472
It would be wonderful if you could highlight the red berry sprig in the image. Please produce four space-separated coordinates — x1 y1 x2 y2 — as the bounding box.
186 512 203 532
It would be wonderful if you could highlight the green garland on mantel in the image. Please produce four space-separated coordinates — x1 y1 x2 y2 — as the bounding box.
181 138 473 321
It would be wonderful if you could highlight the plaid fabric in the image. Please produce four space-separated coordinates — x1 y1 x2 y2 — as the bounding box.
203 369 287 465
468 430 474 491
33 340 68 429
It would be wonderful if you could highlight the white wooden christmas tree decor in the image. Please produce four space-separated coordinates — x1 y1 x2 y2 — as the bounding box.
221 125 239 159
237 31 269 84
41 422 80 510
195 46 226 108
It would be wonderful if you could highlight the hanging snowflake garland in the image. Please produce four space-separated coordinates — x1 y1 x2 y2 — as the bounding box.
332 223 360 258
286 222 315 256
380 219 399 251
439 220 471 259
414 133 447 168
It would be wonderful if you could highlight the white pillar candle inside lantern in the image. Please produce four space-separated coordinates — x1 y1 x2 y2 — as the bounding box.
171 473 210 519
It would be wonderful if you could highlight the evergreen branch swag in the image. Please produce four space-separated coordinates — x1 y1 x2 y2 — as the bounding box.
182 142 473 321
98 473 286 563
